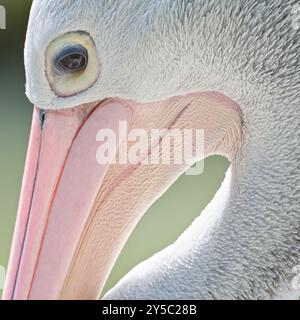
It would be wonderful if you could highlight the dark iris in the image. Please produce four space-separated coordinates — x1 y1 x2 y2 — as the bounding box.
55 45 88 74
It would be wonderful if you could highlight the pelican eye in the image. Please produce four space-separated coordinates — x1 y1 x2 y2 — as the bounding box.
55 45 88 74
46 31 101 97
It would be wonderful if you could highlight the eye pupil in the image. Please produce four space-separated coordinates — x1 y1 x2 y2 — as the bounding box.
55 45 88 74
60 54 86 70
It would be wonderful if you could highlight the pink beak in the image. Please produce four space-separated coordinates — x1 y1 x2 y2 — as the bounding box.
3 91 242 300
3 100 131 300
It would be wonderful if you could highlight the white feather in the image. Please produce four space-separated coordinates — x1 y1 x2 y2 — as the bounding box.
25 0 300 299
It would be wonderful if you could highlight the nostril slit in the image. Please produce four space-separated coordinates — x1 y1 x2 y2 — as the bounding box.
39 110 46 129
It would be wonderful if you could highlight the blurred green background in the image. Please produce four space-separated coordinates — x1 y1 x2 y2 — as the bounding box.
0 1 229 298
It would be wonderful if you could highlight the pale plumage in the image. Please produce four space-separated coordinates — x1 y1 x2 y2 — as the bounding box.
4 0 300 300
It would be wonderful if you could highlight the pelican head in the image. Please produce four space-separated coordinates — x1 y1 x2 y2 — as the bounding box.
3 0 300 300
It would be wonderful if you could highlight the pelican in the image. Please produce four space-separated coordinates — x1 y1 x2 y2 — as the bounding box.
3 0 300 300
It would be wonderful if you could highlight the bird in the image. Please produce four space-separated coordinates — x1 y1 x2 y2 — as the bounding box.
2 0 300 300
